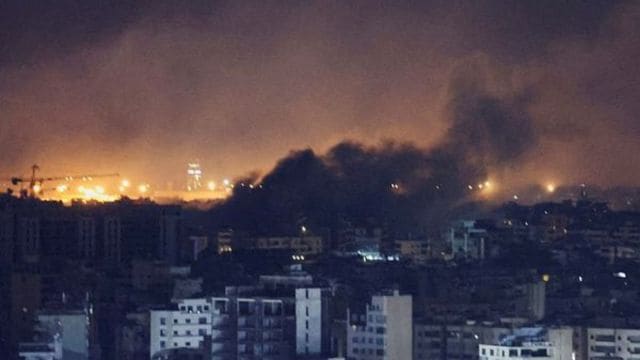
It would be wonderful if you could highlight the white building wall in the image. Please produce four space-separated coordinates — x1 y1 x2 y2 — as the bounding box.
347 291 412 360
37 312 89 360
296 288 323 355
150 299 213 359
587 328 640 360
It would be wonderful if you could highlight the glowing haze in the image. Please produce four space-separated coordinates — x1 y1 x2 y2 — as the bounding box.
1 1 639 193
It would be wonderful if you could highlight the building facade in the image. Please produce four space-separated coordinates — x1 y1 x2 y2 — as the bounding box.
347 291 412 360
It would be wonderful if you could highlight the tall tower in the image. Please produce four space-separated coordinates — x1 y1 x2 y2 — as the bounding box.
186 161 203 191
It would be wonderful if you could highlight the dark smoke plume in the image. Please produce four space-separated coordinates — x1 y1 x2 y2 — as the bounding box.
210 70 537 236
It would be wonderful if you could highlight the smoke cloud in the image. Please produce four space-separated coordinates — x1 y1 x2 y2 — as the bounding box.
211 62 538 234
0 1 638 191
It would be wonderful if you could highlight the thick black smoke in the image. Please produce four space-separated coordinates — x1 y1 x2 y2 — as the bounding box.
210 73 537 236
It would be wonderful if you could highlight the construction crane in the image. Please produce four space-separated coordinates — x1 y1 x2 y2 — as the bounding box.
4 164 119 198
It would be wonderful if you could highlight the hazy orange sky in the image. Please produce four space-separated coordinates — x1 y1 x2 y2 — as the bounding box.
1 1 638 190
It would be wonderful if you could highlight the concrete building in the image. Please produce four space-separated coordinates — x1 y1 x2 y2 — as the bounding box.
254 236 323 256
587 327 640 360
479 327 575 360
447 221 488 261
414 322 511 360
347 291 412 360
296 288 331 357
18 335 62 360
395 239 431 265
150 287 329 360
20 309 93 360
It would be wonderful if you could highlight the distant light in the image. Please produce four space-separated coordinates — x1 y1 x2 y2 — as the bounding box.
614 272 627 279
56 184 68 193
578 276 583 283
32 184 42 193
138 184 149 194
513 194 519 200
207 181 216 191
95 186 105 194
118 186 126 192
223 179 230 186
468 185 473 190
546 183 556 193
484 181 492 188
301 226 307 234
542 274 550 283
121 179 130 188
478 183 484 189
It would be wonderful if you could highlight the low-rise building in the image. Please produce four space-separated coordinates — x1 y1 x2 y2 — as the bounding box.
150 286 330 360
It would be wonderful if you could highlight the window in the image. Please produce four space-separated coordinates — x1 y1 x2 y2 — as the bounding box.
203 305 210 311
185 342 191 346
353 337 359 343
197 306 202 312
187 306 193 312
482 349 486 355
199 317 207 324
160 329 166 336
509 349 518 357
305 320 309 329
180 306 186 311
377 349 385 356
160 317 166 325
160 341 166 348
306 306 309 316
199 329 206 335
305 289 309 298
186 318 191 324
173 319 178 324
186 330 191 335
306 333 309 342
173 330 178 336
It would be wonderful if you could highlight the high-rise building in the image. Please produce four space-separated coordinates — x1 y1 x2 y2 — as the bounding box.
295 288 331 357
347 291 413 359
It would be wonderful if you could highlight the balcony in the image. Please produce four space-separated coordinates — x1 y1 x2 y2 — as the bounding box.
594 335 616 343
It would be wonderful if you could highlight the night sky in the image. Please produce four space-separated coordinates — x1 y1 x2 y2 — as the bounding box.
0 1 638 189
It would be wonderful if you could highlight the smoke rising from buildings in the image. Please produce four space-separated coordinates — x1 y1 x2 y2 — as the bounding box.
211 66 538 233
0 1 639 190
